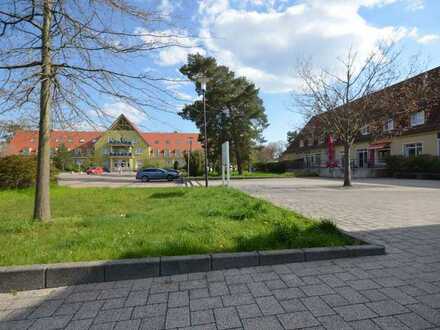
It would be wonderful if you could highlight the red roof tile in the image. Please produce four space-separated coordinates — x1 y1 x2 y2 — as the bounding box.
6 130 202 155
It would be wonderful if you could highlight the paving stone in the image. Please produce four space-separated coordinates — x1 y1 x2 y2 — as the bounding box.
373 316 411 330
272 288 304 300
54 302 82 316
349 319 381 330
379 287 417 305
417 293 440 308
265 279 287 290
189 288 209 299
132 303 167 319
318 274 345 288
72 301 104 320
214 307 242 329
180 280 207 291
333 287 369 304
278 311 320 329
94 307 133 324
407 303 440 326
301 284 335 296
236 304 261 319
242 316 283 330
28 299 64 319
250 271 279 282
168 291 189 308
64 318 94 330
228 284 249 294
318 315 352 330
247 282 271 297
255 296 284 315
28 315 72 330
347 279 381 291
0 320 35 330
222 294 254 307
114 319 141 330
89 322 116 330
366 300 409 316
66 291 100 303
334 304 377 321
191 310 215 325
149 282 179 294
148 293 168 304
279 299 307 313
190 297 222 311
321 294 350 307
301 296 335 317
139 316 165 330
208 282 229 296
395 312 434 329
359 289 387 302
125 290 149 307
166 307 190 328
98 288 130 300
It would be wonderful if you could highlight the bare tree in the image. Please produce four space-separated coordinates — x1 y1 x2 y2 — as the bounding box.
0 0 190 221
295 43 403 186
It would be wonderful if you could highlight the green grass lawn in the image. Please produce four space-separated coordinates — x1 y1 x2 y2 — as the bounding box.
0 186 355 266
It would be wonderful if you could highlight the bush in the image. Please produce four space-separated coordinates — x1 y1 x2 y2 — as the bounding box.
385 155 440 175
0 155 36 189
253 159 304 173
0 155 58 189
184 150 204 176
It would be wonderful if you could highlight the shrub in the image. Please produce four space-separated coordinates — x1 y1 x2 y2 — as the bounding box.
184 150 204 176
253 159 304 173
385 155 440 175
0 155 58 189
0 155 37 189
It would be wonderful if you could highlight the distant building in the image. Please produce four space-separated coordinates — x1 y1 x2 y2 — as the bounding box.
5 114 202 171
283 67 440 177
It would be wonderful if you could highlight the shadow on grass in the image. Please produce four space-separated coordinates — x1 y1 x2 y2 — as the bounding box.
149 191 187 199
235 220 356 252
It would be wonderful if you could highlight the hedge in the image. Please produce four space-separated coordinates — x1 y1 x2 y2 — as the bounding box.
253 159 304 173
385 155 440 175
0 155 57 189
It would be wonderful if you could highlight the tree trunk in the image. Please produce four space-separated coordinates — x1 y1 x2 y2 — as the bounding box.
33 0 53 221
343 143 352 187
235 148 243 175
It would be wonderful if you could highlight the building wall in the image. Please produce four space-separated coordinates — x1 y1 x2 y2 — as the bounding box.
391 131 439 156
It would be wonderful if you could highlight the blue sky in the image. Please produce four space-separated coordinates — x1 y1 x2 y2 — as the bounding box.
131 0 440 144
4 0 440 144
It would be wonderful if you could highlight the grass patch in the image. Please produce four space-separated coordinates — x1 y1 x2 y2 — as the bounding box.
0 186 355 266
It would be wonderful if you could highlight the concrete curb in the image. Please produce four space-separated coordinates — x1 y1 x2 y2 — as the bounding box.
0 243 385 293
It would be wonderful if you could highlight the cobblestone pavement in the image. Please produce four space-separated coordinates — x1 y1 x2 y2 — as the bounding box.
1 178 440 329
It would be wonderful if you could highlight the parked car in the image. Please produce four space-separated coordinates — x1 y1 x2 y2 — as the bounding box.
86 167 104 175
164 168 180 176
136 168 180 182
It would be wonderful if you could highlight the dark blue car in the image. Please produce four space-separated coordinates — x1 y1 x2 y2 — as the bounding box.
136 168 180 182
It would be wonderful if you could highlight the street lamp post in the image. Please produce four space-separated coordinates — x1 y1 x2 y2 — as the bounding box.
197 75 209 188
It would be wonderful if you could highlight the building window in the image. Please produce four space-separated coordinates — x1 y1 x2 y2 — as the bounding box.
79 139 85 143
299 140 304 147
136 148 143 155
155 140 159 144
155 149 160 158
165 140 170 144
360 125 369 135
175 150 181 157
164 149 170 158
383 119 394 132
68 138 73 143
103 148 108 155
410 111 425 127
308 139 313 147
404 143 423 157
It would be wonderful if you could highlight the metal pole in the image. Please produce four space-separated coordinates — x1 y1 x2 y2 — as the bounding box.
203 89 208 187
187 139 192 178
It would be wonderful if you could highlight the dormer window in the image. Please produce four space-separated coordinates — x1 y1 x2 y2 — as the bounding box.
410 111 425 127
79 139 85 143
383 119 394 132
361 126 369 136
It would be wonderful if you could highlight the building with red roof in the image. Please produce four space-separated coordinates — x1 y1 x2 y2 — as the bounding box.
5 114 202 171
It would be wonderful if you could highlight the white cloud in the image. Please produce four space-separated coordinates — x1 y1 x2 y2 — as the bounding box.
137 28 205 66
416 34 440 45
198 0 415 93
101 102 148 126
